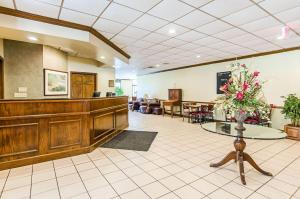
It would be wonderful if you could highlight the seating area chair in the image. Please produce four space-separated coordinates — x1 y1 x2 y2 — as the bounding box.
182 102 197 122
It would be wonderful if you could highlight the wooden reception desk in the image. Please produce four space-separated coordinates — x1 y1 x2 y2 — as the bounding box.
0 97 128 170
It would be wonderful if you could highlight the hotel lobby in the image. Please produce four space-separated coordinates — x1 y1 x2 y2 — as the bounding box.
0 0 300 199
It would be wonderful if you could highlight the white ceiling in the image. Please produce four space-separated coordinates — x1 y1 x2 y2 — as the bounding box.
1 0 300 75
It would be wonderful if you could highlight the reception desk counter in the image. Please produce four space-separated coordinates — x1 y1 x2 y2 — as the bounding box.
0 97 128 170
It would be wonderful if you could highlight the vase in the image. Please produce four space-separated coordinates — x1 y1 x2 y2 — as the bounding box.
234 110 248 133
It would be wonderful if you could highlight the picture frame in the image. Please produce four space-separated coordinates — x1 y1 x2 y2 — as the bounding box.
108 80 114 87
217 71 232 94
44 69 68 96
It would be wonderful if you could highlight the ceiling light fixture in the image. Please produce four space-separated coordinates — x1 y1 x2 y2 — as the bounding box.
28 36 38 41
155 64 160 67
100 56 105 59
168 28 176 34
196 55 201 58
277 26 290 40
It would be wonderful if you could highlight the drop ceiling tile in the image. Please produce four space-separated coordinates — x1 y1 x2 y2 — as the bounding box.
273 35 300 48
175 30 206 42
140 48 159 55
253 25 283 38
177 43 199 50
275 6 300 23
37 0 62 6
174 10 215 29
148 0 194 21
101 3 143 24
287 20 300 33
0 0 15 8
118 26 150 39
93 18 127 34
258 0 300 14
132 40 156 48
142 33 170 43
249 43 280 52
195 20 232 35
228 33 260 44
200 0 252 18
113 0 161 12
111 35 136 46
180 0 213 7
193 46 216 54
239 38 268 48
193 36 222 46
60 8 97 26
15 0 60 18
131 14 169 31
155 23 189 36
240 16 281 32
222 5 268 26
213 28 246 40
227 47 257 55
63 0 109 16
161 38 187 47
147 44 170 51
209 41 235 49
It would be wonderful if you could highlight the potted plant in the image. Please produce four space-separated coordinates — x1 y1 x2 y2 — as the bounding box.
115 87 124 96
282 94 300 140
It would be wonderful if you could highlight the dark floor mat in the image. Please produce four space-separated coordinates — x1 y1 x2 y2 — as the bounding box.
101 130 158 151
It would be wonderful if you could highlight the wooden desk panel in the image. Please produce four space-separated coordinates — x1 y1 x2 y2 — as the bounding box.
0 97 128 170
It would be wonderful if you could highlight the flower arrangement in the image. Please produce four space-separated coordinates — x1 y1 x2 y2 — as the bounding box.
215 63 270 121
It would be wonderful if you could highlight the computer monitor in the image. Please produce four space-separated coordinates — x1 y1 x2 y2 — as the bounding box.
106 92 112 97
92 91 101 97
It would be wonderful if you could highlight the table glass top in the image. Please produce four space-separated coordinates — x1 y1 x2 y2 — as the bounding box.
201 122 286 140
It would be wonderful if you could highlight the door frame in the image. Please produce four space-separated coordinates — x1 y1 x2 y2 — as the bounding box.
70 71 97 98
0 56 3 99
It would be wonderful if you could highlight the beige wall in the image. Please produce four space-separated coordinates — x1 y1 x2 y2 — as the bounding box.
68 56 115 97
43 46 67 71
138 50 300 129
2 39 116 99
0 39 3 58
4 39 43 99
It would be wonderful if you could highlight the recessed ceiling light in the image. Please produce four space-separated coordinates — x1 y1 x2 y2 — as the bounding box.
155 64 160 67
168 29 176 34
100 56 105 59
28 36 38 41
196 55 201 58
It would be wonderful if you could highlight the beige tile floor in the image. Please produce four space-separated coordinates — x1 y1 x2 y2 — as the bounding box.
0 112 300 199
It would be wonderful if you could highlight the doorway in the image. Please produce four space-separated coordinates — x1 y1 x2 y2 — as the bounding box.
71 72 97 98
0 57 3 99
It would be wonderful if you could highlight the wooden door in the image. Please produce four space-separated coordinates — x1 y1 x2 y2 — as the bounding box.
0 58 3 99
83 74 96 98
71 73 83 98
71 72 97 98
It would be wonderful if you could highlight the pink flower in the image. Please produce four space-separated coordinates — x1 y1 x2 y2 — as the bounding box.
228 78 233 84
253 71 260 77
241 64 246 68
243 82 249 90
236 91 244 101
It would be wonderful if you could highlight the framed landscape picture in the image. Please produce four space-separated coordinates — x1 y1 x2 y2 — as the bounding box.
44 69 68 96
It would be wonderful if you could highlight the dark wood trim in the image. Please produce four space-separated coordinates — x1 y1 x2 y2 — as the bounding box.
0 56 3 99
0 6 130 59
43 68 69 96
147 46 300 75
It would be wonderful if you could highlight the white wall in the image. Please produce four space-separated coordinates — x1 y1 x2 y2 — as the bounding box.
138 50 300 129
68 56 115 97
138 50 300 105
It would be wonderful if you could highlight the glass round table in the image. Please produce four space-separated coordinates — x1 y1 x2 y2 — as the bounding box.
201 122 286 185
